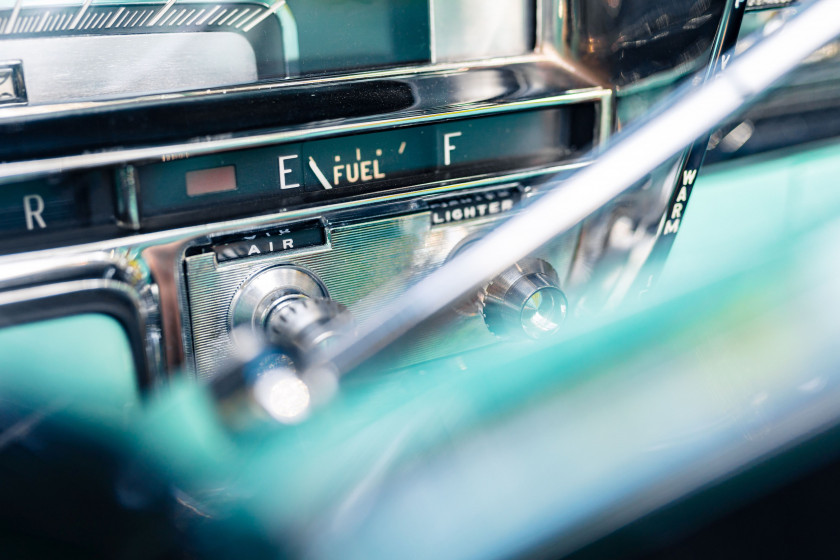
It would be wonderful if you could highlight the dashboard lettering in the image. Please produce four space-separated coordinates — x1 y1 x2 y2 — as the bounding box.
211 222 325 262
443 131 462 166
331 149 386 187
23 194 46 230
278 155 301 189
430 188 519 226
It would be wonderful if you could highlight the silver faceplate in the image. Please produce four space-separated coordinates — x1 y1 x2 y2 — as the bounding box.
185 200 580 379
0 76 611 383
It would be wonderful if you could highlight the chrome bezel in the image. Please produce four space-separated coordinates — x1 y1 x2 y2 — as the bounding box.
0 75 612 383
0 60 608 183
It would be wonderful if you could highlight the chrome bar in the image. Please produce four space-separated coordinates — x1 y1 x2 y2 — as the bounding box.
307 0 840 385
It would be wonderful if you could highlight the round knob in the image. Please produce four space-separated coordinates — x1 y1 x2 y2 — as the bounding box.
229 266 350 364
482 259 567 339
264 296 351 362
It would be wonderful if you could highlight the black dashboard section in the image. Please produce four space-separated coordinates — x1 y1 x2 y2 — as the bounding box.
569 0 727 86
137 105 596 223
0 80 416 161
0 172 120 255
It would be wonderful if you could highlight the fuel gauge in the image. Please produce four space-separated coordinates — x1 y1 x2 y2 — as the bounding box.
303 126 436 192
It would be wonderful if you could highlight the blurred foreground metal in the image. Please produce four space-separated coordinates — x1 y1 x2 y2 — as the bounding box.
302 0 840 388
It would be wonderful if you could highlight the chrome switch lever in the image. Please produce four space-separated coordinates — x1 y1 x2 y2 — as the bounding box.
229 266 351 365
482 258 567 339
264 296 351 363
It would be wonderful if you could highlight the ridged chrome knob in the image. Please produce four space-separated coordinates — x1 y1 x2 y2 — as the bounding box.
229 266 350 364
264 296 350 362
482 259 567 339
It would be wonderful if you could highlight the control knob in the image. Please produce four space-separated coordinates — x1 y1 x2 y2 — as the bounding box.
482 258 567 339
229 266 351 364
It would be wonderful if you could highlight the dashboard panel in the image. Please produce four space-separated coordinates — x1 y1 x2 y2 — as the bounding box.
3 1 832 557
1 0 659 385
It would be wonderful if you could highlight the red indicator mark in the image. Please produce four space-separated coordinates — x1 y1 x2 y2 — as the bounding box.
186 166 237 197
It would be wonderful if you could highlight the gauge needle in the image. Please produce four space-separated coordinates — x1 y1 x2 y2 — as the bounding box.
308 157 333 189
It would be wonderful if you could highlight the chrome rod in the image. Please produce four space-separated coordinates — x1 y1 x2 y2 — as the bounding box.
305 0 840 385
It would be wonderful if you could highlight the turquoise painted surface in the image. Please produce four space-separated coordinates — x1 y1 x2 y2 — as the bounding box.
0 313 138 407
661 140 840 292
1 142 840 557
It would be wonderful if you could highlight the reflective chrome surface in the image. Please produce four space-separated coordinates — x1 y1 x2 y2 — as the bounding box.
299 0 840 386
0 62 607 181
185 200 582 378
0 70 609 382
550 0 726 87
0 252 163 386
483 258 566 339
0 0 752 390
230 265 330 337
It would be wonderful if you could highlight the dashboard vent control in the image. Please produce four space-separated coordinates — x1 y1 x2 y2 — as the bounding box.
229 266 350 364
482 259 567 339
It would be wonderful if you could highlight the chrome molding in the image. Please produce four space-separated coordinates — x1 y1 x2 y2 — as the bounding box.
0 61 611 381
568 0 748 314
0 99 604 382
184 195 581 379
0 160 592 266
1 0 747 389
0 154 592 376
0 66 608 183
0 76 610 259
0 52 556 121
0 262 163 388
116 166 141 231
747 0 798 10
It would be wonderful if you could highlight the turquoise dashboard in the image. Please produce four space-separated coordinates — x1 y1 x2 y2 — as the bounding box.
1 1 839 558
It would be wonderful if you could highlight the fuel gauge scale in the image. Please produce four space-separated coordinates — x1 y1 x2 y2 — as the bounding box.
135 102 600 224
300 105 593 193
303 126 436 192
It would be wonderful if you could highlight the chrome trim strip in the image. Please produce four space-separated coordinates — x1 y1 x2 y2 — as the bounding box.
303 0 840 382
0 53 556 122
0 86 609 183
746 0 797 10
0 250 137 287
116 165 141 231
0 158 594 264
0 52 612 381
0 277 161 388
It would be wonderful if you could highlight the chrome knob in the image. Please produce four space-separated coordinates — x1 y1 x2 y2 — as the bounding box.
229 266 350 364
482 259 567 339
264 296 351 361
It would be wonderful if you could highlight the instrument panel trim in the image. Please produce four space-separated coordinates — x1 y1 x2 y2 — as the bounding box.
0 82 610 183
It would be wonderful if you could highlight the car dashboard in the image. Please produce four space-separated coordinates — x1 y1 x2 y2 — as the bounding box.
5 0 840 558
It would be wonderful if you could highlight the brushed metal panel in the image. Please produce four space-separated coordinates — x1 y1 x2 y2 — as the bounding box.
186 209 580 379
